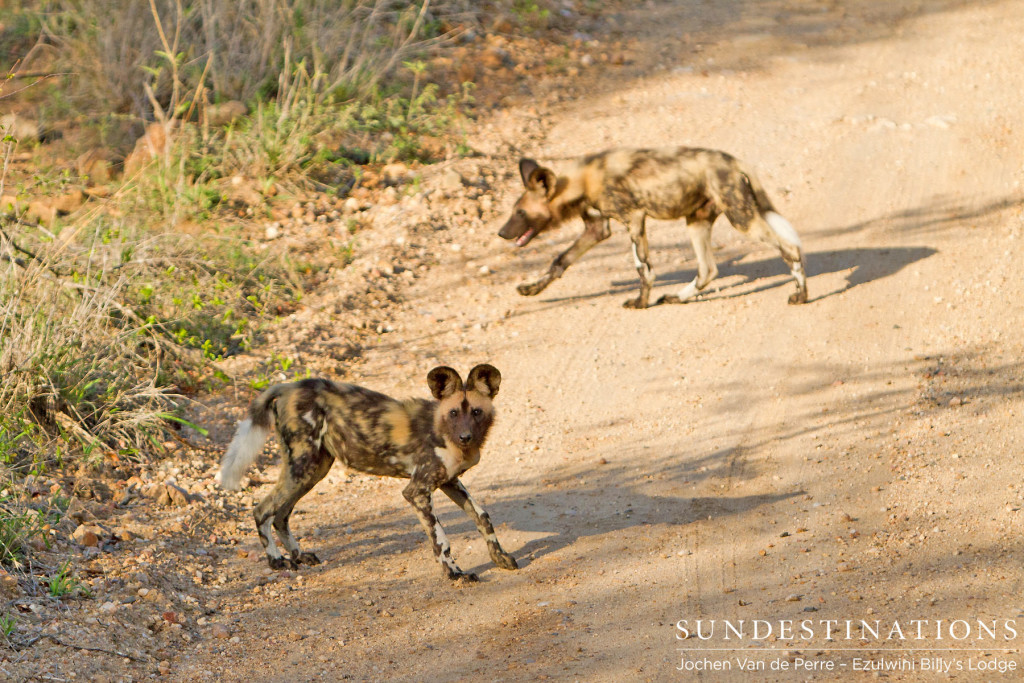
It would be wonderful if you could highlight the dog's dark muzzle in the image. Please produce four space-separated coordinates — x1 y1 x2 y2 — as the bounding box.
458 432 473 445
498 216 538 247
498 216 525 240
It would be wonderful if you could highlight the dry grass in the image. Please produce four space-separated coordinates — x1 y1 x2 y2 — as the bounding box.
32 0 477 117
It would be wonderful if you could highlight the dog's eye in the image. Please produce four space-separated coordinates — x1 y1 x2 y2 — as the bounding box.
449 409 458 418
516 208 526 218
471 408 482 417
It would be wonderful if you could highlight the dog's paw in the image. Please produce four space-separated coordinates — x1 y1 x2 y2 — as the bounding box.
268 556 298 571
447 570 480 582
622 296 649 309
656 294 682 305
517 282 544 296
788 290 808 305
492 552 519 571
295 552 321 566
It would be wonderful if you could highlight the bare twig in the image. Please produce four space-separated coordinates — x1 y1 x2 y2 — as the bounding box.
0 223 66 278
12 632 148 663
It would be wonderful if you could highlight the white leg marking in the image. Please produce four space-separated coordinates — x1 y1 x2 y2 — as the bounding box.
765 211 801 248
260 517 283 559
632 243 652 280
433 521 459 572
792 261 807 287
276 526 300 555
468 495 486 519
676 279 700 301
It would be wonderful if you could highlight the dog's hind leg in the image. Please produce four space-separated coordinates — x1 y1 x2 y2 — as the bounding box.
742 212 808 305
403 480 477 581
518 210 611 296
722 180 808 304
441 479 518 571
623 211 655 309
659 215 719 304
272 445 334 567
254 436 334 570
764 212 808 304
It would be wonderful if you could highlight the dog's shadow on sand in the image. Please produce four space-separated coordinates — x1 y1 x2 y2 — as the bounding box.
299 448 804 577
477 488 804 574
543 246 937 306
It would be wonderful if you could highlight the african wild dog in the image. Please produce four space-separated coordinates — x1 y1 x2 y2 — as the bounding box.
498 147 808 308
216 365 519 582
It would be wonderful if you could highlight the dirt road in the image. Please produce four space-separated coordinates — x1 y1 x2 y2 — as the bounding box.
179 2 1024 681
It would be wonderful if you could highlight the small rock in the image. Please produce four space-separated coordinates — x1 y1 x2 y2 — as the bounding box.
27 201 57 226
0 569 19 599
382 162 408 184
124 121 173 177
785 594 801 602
0 194 20 214
924 114 955 129
53 189 85 214
76 149 113 185
72 524 101 547
480 47 511 69
99 601 118 613
0 113 42 141
265 223 281 240
158 660 171 675
438 170 464 193
165 480 192 507
211 623 231 639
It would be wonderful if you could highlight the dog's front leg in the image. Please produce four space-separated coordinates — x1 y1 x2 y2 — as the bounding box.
623 212 655 309
518 212 610 296
403 479 478 581
441 479 518 571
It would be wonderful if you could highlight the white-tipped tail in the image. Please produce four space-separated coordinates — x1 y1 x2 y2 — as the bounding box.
216 419 270 490
765 211 802 248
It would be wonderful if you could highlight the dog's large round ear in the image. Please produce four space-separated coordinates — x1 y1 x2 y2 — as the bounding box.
427 366 463 400
519 158 540 187
466 364 501 398
530 167 557 198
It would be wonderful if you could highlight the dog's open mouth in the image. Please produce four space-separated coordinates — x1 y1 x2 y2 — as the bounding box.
515 229 536 247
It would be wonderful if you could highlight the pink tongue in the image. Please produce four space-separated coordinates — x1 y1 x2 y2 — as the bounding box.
516 229 535 247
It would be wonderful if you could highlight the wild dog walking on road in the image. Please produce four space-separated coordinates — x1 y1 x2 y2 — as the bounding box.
217 365 519 582
498 147 808 308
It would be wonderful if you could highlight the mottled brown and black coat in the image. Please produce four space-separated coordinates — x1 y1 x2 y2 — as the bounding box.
498 147 808 307
217 365 518 581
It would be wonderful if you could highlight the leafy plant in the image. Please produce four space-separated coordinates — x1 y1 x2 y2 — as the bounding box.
46 561 84 598
0 612 16 638
0 502 46 568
